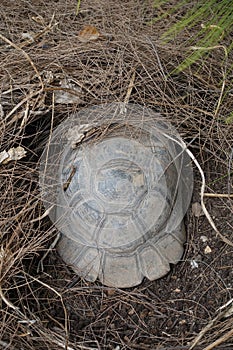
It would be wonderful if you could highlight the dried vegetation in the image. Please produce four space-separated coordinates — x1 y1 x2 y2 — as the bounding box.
0 0 233 349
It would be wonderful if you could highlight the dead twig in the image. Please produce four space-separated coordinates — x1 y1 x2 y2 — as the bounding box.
124 68 136 104
0 283 21 314
189 299 233 349
190 45 228 117
163 133 233 248
36 231 61 273
0 33 44 123
202 328 233 350
19 14 59 49
0 33 44 89
24 273 69 349
203 193 233 198
30 205 55 223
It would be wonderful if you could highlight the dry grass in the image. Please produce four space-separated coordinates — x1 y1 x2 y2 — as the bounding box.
0 0 233 349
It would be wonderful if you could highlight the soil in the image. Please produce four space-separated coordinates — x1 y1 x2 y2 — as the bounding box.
33 170 233 350
0 1 233 349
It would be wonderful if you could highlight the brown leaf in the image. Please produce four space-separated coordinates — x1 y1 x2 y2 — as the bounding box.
78 25 100 43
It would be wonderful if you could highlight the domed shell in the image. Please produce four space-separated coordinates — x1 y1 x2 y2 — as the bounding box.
40 103 193 288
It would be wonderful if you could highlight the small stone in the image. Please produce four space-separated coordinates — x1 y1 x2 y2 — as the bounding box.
128 308 134 315
190 260 199 269
204 245 212 254
192 202 204 217
106 289 116 297
200 235 208 243
179 319 186 325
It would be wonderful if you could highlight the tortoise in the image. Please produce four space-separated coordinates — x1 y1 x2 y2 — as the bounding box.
40 103 193 288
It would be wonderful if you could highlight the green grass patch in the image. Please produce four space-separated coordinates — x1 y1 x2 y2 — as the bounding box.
154 0 233 72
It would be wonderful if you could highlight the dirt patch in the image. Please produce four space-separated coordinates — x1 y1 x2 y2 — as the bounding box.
0 1 233 349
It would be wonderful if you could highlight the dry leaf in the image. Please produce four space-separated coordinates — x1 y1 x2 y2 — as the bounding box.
78 25 100 43
0 146 26 165
54 79 82 104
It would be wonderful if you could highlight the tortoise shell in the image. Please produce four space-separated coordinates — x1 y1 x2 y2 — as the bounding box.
40 103 193 288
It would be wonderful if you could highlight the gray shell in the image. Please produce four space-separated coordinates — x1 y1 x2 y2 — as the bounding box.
40 103 193 288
